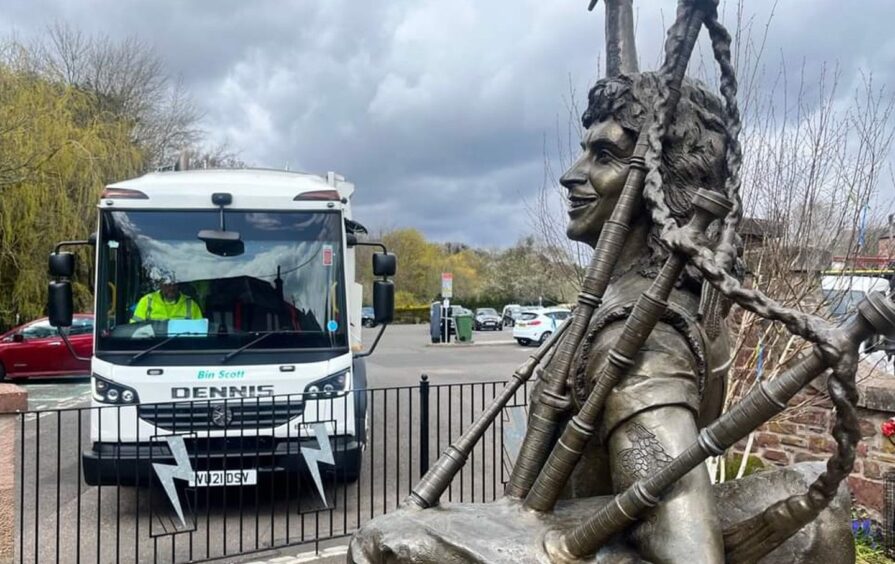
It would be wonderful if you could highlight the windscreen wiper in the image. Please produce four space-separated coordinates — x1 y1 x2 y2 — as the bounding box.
221 330 301 363
128 333 206 364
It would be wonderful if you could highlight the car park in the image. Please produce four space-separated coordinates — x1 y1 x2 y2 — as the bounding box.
474 308 502 331
0 314 94 379
513 307 571 346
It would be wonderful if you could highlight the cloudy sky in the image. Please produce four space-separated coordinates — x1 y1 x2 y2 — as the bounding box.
3 1 895 247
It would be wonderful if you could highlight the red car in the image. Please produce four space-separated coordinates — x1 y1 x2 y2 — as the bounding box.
0 314 93 379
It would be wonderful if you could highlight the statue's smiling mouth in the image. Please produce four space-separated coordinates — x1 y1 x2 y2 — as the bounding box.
568 195 597 211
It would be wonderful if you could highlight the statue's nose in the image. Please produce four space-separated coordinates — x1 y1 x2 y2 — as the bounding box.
560 168 587 191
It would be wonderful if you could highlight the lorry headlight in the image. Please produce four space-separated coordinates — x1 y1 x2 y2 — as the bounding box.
93 374 140 404
303 369 349 400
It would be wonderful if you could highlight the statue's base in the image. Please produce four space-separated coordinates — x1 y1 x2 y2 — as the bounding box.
348 462 854 563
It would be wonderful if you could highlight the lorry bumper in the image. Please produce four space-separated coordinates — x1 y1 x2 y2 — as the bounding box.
82 435 363 486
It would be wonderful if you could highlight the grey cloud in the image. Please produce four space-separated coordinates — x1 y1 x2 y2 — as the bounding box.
2 1 894 245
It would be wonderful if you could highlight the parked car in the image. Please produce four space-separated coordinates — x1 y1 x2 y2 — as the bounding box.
513 308 571 346
0 314 93 379
362 306 376 328
474 308 503 331
501 304 522 327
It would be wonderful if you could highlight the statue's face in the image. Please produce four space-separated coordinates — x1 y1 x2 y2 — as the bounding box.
562 117 636 246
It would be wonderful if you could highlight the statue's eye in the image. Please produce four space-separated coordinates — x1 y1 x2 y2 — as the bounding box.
594 149 614 163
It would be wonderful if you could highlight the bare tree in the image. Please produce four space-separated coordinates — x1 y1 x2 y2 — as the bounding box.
12 22 203 170
527 76 592 290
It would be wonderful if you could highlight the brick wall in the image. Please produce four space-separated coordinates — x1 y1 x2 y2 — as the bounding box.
736 368 895 519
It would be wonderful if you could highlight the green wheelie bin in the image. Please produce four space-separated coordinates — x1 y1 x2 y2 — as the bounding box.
455 313 474 342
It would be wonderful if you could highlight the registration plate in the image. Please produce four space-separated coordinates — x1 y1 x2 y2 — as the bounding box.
189 469 257 487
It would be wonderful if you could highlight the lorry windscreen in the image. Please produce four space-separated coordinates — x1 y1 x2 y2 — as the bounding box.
95 209 347 354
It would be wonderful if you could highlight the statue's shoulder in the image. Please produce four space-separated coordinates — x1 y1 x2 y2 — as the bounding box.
568 273 730 419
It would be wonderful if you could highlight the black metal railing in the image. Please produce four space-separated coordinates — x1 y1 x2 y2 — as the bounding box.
14 377 530 563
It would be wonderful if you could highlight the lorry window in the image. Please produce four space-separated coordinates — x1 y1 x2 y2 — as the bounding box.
96 209 347 355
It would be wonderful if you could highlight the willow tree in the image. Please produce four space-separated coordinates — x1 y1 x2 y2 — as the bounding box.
0 65 142 328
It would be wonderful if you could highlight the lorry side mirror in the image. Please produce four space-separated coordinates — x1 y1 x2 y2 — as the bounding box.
372 252 396 277
48 281 73 327
373 280 395 324
48 252 76 278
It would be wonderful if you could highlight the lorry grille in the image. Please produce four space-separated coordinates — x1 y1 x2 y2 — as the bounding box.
138 399 305 432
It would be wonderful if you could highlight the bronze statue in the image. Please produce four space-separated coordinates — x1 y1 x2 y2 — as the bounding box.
349 1 895 562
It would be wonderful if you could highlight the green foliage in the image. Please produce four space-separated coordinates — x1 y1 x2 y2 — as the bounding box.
856 539 891 564
394 305 431 324
723 452 766 478
357 229 580 310
0 65 142 328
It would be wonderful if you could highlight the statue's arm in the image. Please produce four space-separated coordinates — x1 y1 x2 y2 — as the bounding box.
588 320 724 563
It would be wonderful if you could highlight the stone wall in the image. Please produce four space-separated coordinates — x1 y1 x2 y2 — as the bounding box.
736 367 895 519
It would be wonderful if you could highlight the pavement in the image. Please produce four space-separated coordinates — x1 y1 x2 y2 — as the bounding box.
241 543 347 564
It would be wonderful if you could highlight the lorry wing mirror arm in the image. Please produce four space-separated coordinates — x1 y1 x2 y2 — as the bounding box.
354 324 387 359
58 329 90 362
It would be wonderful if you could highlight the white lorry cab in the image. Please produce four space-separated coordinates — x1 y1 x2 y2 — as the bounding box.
46 168 396 488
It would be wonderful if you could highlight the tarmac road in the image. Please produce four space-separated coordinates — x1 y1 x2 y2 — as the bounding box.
14 324 533 563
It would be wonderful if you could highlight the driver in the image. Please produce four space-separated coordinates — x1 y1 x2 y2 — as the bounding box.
131 274 203 322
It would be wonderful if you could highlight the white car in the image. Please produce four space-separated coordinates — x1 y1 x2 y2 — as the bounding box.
513 307 571 346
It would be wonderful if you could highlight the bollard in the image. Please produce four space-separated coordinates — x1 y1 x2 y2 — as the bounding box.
0 384 27 563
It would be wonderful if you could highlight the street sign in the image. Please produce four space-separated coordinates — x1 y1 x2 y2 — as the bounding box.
441 272 453 298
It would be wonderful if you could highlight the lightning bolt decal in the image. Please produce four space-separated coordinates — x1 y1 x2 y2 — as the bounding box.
301 422 335 506
153 436 194 527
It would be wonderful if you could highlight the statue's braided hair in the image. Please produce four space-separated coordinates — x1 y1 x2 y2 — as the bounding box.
636 1 860 552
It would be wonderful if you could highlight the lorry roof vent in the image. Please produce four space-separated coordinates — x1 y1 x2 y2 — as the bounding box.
102 188 149 200
294 190 340 201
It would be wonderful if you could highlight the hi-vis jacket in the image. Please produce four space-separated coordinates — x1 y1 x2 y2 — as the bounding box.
131 291 203 322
